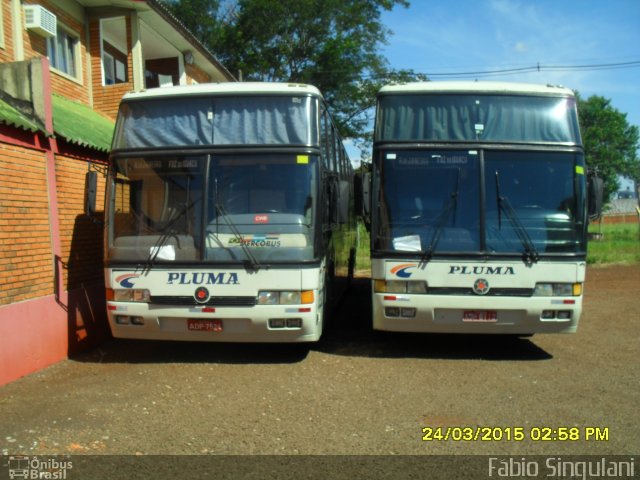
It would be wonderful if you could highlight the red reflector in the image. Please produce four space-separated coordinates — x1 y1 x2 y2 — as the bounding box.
107 305 117 311
299 307 311 313
202 307 216 313
383 295 397 301
563 300 575 304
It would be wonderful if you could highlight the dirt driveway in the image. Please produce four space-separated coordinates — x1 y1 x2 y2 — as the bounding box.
0 265 638 477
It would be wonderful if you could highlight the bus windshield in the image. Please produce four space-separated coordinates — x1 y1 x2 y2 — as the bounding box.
374 150 586 256
109 154 318 263
206 154 317 262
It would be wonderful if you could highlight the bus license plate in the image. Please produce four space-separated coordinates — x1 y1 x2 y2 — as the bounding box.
188 319 223 332
463 310 497 322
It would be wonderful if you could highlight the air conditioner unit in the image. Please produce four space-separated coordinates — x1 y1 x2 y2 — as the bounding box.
24 5 57 38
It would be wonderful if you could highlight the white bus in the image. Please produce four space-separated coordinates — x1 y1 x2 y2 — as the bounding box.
97 83 356 342
364 81 602 335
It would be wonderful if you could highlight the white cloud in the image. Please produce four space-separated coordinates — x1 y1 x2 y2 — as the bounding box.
514 42 527 53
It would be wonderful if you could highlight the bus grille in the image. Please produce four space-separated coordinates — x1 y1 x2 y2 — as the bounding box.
426 287 534 297
150 296 257 307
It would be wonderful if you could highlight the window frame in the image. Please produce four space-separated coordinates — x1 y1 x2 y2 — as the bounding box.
102 50 115 85
0 2 5 50
46 22 81 80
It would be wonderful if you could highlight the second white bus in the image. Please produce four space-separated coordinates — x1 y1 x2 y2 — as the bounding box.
365 81 602 335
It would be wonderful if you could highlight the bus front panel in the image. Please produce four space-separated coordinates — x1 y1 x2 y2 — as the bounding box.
106 265 326 342
372 259 586 334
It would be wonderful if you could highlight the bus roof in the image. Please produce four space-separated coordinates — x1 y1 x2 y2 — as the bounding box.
378 81 575 97
121 82 323 101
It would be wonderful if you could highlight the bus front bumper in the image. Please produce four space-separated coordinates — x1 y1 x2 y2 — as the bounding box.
106 302 322 342
372 293 582 334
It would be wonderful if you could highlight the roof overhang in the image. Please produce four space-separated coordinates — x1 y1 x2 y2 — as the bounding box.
52 94 115 151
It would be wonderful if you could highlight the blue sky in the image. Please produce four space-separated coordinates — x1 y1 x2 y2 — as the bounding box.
353 0 640 188
379 0 640 126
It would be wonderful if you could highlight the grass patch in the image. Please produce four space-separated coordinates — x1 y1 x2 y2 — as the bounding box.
587 222 640 265
355 222 371 275
353 222 640 270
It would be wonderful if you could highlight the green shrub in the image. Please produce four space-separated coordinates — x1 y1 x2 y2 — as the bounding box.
587 222 640 265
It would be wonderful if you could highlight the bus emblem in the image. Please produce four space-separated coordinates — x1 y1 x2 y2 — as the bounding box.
194 287 210 303
390 263 418 278
116 273 141 288
473 278 490 295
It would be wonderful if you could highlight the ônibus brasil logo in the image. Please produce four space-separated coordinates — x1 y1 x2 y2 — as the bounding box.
390 263 418 278
115 274 140 288
7 456 73 479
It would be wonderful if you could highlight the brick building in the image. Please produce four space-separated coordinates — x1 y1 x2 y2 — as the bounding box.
0 0 234 385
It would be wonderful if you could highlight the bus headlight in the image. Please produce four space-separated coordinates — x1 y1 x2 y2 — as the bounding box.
113 289 150 302
257 291 279 305
407 282 428 294
374 280 428 294
257 291 314 305
386 280 406 292
533 283 581 297
279 291 301 305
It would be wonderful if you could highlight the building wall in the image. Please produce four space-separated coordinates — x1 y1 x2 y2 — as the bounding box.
1 0 229 385
1 1 14 62
601 213 639 225
0 129 110 386
22 0 90 106
0 54 111 385
0 142 54 306
0 134 61 386
55 151 106 291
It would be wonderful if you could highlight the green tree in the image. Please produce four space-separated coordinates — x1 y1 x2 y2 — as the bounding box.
577 94 640 203
166 0 427 150
166 0 222 45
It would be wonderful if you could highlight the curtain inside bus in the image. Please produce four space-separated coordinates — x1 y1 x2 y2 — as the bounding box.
113 96 316 149
377 94 580 143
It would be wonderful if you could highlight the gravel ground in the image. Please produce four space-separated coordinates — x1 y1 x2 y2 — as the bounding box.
1 264 638 477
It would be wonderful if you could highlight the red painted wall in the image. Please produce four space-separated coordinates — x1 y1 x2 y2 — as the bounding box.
0 60 109 386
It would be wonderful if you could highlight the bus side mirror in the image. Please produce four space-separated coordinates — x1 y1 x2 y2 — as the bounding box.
587 174 604 221
362 172 371 216
85 170 98 217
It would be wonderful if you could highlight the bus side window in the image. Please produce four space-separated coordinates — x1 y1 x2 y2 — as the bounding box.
320 109 330 170
334 127 344 178
113 179 140 235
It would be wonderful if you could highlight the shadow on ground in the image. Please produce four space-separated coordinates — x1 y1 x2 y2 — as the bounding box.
317 279 552 362
71 278 552 366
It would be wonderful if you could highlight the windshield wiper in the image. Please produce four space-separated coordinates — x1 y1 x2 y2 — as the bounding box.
422 168 460 262
212 177 260 270
495 171 539 265
214 201 261 271
139 199 197 273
